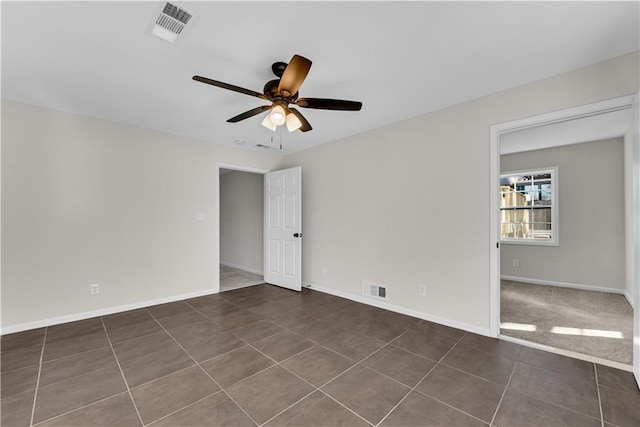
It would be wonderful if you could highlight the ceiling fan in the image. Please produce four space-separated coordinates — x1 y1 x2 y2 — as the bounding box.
192 55 362 133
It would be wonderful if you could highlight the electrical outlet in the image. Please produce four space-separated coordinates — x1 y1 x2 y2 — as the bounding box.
322 266 327 277
418 284 426 297
90 284 100 295
512 259 519 267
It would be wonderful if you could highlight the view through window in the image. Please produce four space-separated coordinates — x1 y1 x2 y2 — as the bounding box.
500 167 557 244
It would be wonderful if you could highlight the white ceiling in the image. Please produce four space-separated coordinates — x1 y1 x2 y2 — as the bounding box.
2 1 638 154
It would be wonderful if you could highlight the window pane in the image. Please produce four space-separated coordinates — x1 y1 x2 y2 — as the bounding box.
533 208 551 223
500 187 527 207
500 168 555 243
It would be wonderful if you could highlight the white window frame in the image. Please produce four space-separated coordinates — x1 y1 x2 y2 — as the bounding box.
500 166 558 246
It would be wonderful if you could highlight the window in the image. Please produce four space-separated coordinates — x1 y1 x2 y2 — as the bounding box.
500 167 558 245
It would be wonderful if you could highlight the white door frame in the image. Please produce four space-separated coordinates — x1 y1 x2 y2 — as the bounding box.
630 94 640 384
216 162 270 293
489 94 637 339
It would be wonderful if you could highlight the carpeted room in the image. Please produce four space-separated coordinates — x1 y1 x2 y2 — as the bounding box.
499 135 634 366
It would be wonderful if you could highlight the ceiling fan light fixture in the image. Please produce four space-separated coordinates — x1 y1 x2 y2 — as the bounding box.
269 105 286 126
261 115 277 131
286 112 302 132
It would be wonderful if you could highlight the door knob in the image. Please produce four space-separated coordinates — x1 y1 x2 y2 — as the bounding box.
294 233 303 238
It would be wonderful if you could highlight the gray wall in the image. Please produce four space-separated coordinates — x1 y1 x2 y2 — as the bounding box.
280 52 638 332
2 51 637 333
1 100 281 330
500 138 625 291
220 171 264 273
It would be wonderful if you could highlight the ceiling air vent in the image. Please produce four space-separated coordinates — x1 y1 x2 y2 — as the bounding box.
151 2 195 43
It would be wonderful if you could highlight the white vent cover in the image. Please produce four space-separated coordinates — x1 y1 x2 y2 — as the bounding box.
362 281 387 300
151 2 195 42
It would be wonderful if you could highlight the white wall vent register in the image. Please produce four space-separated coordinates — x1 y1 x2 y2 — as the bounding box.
362 281 387 300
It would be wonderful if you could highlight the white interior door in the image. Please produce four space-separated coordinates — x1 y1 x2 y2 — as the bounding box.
264 167 302 291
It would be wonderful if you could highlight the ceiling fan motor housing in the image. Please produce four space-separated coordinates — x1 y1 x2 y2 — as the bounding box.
263 79 280 97
271 61 288 77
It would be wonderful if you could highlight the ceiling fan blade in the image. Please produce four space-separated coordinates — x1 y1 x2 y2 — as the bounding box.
227 105 272 123
277 55 312 98
296 97 362 111
288 108 312 132
193 76 268 100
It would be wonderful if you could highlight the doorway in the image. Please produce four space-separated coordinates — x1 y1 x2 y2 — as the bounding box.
489 95 639 375
218 164 268 292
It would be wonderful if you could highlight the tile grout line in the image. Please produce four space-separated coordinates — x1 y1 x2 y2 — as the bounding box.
412 388 492 426
144 390 221 426
258 388 325 427
28 343 113 367
34 362 120 394
374 332 467 427
385 331 462 362
100 318 145 427
147 311 261 427
488 361 518 426
167 294 496 426
315 390 376 427
247 307 383 426
192 297 446 426
188 293 479 426
438 357 510 387
248 342 375 427
501 384 605 424
594 364 605 427
16 287 621 426
498 360 608 423
206 314 378 427
311 333 405 388
207 326 324 425
120 363 198 390
31 392 130 426
28 327 48 427
302 333 415 427
200 341 316 393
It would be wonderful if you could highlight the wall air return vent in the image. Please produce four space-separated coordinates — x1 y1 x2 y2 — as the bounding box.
151 2 196 43
362 281 387 300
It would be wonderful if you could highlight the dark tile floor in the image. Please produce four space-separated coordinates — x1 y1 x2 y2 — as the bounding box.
1 284 639 426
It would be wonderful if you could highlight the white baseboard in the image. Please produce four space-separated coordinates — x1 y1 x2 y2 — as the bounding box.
501 275 626 295
220 261 264 276
303 281 492 338
1 288 218 335
623 290 635 309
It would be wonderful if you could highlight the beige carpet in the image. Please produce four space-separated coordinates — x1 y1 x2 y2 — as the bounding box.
501 280 633 365
220 264 264 292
